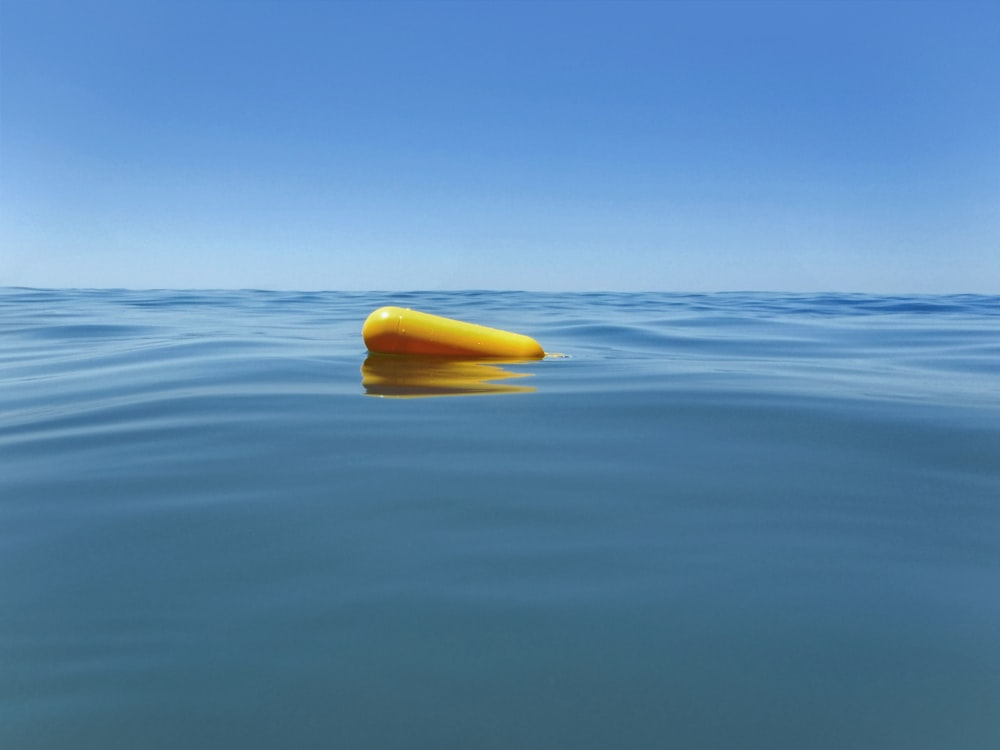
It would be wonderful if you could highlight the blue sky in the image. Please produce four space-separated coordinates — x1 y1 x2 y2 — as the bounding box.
1 0 997 291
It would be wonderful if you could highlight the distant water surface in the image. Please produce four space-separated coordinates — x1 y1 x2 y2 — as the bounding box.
2 289 999 749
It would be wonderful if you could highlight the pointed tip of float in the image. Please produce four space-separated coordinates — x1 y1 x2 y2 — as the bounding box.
363 306 545 359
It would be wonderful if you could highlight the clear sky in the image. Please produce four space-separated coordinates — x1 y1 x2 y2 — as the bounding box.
1 0 998 292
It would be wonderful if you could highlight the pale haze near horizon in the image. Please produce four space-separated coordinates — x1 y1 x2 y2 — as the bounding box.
1 0 998 293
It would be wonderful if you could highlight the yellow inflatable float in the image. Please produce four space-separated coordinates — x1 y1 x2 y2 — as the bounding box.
363 306 545 359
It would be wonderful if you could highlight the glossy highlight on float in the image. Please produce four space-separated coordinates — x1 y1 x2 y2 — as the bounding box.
363 306 545 359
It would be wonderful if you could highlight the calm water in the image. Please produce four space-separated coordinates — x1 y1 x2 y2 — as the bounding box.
2 288 999 749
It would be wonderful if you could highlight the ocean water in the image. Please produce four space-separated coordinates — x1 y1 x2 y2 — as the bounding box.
2 288 999 749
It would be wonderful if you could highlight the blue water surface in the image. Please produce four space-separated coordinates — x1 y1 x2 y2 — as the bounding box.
2 289 999 749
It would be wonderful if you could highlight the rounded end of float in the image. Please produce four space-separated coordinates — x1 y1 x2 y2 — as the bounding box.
512 337 546 359
363 306 404 354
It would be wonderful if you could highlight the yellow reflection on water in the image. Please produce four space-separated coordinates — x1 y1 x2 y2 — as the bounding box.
361 354 537 398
